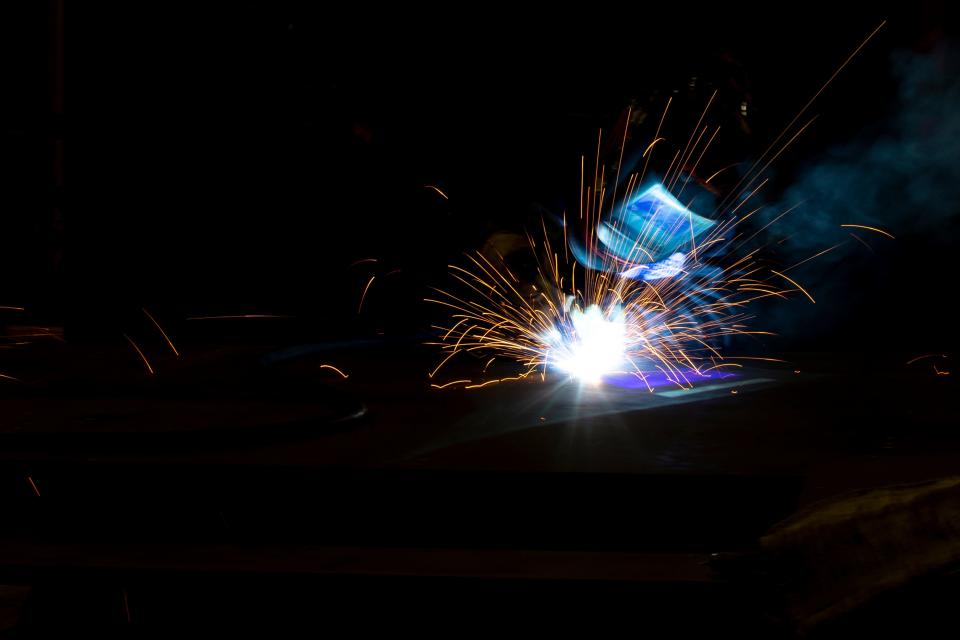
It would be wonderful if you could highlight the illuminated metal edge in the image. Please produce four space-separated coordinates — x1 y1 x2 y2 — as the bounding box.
405 369 789 459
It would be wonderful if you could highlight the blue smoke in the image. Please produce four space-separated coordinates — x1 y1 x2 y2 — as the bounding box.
769 45 960 256
756 44 960 347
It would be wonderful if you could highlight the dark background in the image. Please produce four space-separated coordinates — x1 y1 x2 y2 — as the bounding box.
1 5 959 635
2 1 956 350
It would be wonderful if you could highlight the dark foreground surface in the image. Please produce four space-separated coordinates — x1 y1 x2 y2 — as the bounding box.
0 338 957 635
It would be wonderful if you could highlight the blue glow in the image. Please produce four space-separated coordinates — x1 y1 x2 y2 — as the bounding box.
604 369 737 390
603 183 716 263
620 251 687 281
570 183 716 279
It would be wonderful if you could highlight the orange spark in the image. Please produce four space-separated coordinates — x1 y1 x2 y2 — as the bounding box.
840 224 895 239
431 379 471 389
123 334 155 375
142 308 179 357
319 364 349 379
358 275 376 313
771 270 816 304
642 137 666 158
784 243 843 272
705 163 741 184
424 185 449 199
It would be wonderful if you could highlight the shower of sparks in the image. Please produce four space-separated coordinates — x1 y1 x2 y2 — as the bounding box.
427 23 886 390
426 179 797 389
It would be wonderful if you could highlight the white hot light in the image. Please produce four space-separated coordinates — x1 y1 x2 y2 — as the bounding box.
543 304 627 385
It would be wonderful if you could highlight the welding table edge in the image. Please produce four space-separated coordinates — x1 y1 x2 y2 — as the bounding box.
0 542 717 584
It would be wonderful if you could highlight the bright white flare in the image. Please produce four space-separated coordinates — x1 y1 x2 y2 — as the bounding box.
543 304 628 384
